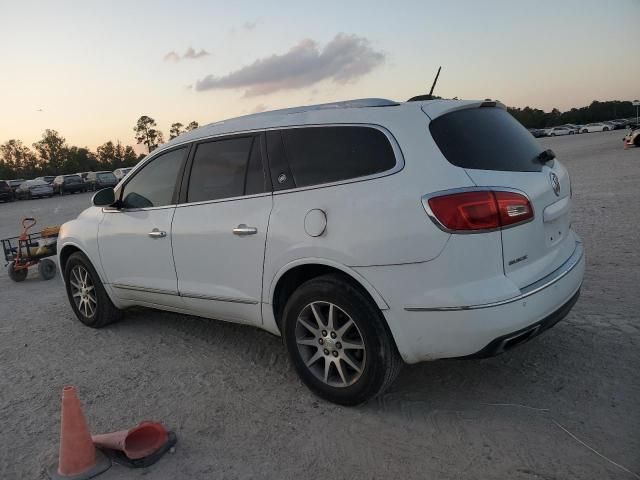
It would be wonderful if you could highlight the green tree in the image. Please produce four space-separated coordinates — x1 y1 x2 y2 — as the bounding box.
33 129 68 175
122 146 138 166
0 139 39 178
64 146 98 174
169 122 184 140
133 116 164 153
96 141 117 169
185 121 199 132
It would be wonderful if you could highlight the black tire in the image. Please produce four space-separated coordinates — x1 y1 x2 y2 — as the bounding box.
634 135 640 147
582 129 588 134
64 252 123 328
59 187 64 196
550 133 555 137
603 127 609 131
38 258 56 280
282 273 402 406
8 262 27 282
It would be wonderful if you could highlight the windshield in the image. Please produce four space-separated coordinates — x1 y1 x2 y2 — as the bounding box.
98 172 116 180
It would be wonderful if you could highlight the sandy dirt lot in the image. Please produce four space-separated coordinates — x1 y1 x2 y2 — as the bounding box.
0 130 638 479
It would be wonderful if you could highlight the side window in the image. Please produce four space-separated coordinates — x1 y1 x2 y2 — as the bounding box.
279 126 396 188
121 147 187 209
187 135 264 203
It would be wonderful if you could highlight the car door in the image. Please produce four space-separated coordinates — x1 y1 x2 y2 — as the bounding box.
171 133 272 326
98 146 189 307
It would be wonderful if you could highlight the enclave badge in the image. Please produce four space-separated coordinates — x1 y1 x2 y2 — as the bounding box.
549 172 560 196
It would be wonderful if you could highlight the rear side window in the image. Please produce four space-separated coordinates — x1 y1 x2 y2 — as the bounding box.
187 135 265 202
278 126 396 188
429 107 544 172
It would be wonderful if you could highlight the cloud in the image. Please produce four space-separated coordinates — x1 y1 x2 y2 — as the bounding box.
251 104 268 113
183 47 210 59
164 47 210 62
164 51 180 62
194 33 384 96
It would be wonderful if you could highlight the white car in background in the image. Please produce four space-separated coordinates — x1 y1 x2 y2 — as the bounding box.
57 98 585 405
545 126 572 136
113 167 133 181
580 123 610 133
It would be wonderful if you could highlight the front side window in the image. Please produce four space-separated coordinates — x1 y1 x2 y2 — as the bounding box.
121 147 187 208
278 126 396 188
187 135 264 203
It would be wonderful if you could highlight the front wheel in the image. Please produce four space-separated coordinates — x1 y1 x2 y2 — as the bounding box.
282 274 402 405
8 262 28 282
603 127 609 131
64 252 123 328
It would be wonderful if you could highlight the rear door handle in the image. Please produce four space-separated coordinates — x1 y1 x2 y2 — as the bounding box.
148 228 167 238
233 224 258 236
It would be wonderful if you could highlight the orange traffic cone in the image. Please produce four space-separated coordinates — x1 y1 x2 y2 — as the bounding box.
624 140 629 150
49 386 111 480
92 421 168 460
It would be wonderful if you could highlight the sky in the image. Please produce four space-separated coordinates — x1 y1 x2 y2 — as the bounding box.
1 0 638 151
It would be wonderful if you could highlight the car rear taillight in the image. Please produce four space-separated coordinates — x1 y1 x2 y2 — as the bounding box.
424 190 533 232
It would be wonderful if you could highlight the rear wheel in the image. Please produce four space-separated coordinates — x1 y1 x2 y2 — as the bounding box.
64 252 122 328
282 274 402 405
38 258 56 280
8 262 27 282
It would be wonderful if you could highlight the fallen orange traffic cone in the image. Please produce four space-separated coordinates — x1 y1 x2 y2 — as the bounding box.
624 140 629 150
49 386 111 480
92 421 168 459
93 421 177 468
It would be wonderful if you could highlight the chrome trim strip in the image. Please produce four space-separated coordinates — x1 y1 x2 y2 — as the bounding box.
112 283 179 296
404 241 584 312
421 186 535 235
179 291 259 304
112 283 259 305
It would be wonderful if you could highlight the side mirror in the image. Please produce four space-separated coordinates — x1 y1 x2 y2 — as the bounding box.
92 188 116 207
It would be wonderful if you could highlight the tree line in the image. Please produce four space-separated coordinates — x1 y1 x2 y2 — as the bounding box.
508 100 637 129
0 116 199 180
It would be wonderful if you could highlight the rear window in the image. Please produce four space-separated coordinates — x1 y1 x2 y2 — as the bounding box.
65 175 81 181
98 172 116 180
429 107 543 172
278 126 396 188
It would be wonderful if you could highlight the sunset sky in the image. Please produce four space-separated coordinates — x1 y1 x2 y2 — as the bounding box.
1 0 639 150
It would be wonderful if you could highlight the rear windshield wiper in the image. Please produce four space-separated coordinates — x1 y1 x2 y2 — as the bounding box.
536 149 556 164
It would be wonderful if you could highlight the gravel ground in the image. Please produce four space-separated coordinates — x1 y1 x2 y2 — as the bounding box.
0 130 638 480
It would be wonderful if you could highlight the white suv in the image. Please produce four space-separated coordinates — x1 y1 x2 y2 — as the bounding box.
57 98 585 405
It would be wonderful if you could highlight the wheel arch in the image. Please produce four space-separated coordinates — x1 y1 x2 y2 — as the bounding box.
269 259 389 332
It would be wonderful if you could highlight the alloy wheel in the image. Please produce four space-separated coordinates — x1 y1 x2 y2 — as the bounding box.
69 265 97 318
295 301 366 388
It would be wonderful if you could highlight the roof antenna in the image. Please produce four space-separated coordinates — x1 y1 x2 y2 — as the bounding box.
407 66 442 102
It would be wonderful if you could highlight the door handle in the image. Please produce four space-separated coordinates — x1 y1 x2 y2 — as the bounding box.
233 224 258 236
148 228 167 239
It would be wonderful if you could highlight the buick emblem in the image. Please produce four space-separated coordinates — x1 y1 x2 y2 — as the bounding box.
549 172 560 196
277 173 287 184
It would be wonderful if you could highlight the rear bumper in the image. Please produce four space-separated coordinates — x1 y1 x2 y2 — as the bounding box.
362 239 585 363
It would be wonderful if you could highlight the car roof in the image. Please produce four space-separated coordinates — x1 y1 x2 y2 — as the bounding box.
153 98 492 156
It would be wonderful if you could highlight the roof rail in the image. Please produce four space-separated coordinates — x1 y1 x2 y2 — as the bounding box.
251 98 399 117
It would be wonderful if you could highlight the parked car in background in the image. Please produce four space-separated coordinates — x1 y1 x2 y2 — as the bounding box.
16 179 54 199
86 171 118 191
58 98 584 405
0 180 15 202
53 174 87 195
6 179 24 195
113 167 133 181
528 128 546 138
36 175 56 184
545 126 572 136
561 124 581 134
581 123 609 133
